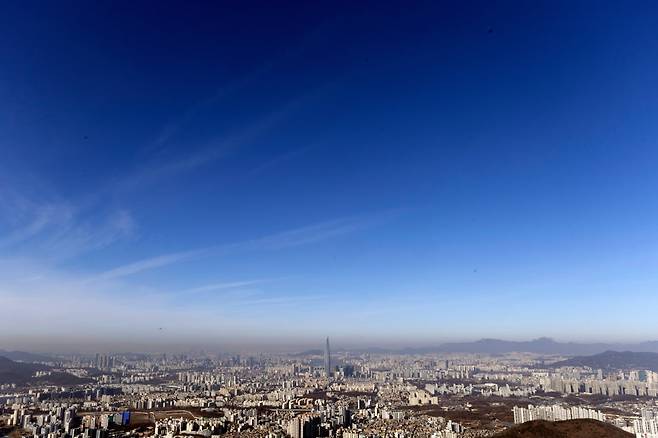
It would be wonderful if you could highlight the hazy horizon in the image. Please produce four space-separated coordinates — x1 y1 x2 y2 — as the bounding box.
5 335 658 355
2 1 658 349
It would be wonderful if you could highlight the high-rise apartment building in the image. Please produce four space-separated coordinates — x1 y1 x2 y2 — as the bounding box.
324 337 331 378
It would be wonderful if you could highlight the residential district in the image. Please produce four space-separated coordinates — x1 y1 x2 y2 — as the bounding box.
1 339 658 438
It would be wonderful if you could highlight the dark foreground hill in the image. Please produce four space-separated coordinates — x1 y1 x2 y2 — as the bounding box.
494 420 632 438
553 350 658 372
0 356 89 386
0 356 48 383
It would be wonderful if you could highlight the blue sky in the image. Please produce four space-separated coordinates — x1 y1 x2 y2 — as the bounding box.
2 1 658 352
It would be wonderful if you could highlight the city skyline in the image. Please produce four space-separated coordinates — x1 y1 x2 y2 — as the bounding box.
2 1 658 350
2 340 658 437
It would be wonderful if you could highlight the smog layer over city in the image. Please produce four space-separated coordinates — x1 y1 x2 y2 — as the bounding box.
1 2 658 438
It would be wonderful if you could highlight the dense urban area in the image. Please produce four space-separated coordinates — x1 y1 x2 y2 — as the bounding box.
2 339 658 438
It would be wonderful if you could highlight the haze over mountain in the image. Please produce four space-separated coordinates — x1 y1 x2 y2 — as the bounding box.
0 350 53 363
435 338 611 355
554 351 658 372
353 338 658 356
7 337 658 356
434 338 658 355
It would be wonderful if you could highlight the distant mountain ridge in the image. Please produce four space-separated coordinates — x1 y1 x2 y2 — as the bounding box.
9 340 658 358
339 338 658 356
553 351 658 371
0 350 53 362
291 349 323 356
435 338 616 355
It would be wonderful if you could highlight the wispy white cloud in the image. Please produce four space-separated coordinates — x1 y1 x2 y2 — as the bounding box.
0 189 74 247
237 209 402 251
248 143 319 176
148 22 329 153
232 294 325 306
246 217 367 250
93 247 206 282
175 279 272 295
0 206 68 247
0 257 330 350
38 209 136 257
111 93 311 196
0 188 134 258
93 212 394 281
149 66 272 152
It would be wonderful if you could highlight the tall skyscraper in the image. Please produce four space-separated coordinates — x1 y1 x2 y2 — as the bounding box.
324 337 331 378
